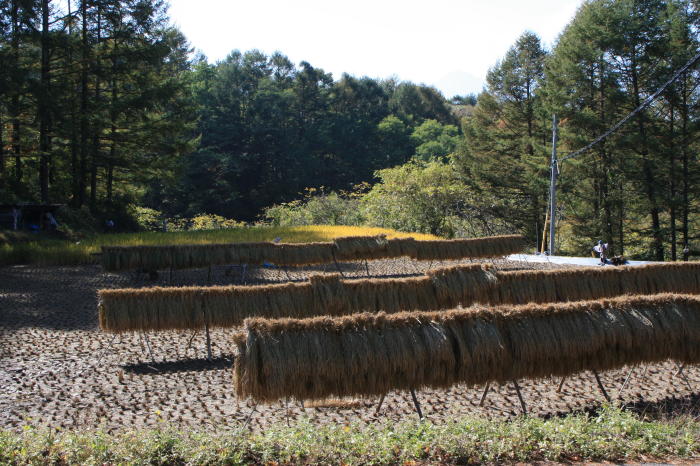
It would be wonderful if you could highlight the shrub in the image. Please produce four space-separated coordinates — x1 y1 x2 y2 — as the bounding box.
128 205 164 232
190 214 246 230
263 188 365 227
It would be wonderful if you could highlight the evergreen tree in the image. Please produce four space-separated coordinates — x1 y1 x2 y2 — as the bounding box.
457 32 549 243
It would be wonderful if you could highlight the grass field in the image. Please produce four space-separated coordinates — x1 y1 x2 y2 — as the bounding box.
0 225 438 267
1 407 697 464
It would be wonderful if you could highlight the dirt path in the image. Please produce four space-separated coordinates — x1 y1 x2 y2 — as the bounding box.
1 260 698 432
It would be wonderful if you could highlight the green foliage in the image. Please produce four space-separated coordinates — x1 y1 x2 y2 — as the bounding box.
362 160 504 238
190 214 246 231
376 115 413 165
456 31 549 244
540 0 700 259
128 205 164 232
150 53 458 222
0 0 196 210
1 407 699 464
411 119 460 160
263 188 365 227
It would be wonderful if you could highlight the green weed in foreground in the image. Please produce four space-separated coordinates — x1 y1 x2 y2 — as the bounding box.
1 407 698 464
0 225 438 267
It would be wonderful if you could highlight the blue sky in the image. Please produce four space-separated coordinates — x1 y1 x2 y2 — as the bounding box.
168 0 585 98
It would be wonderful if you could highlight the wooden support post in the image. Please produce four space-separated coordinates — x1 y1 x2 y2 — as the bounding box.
186 330 198 354
556 376 566 393
638 364 649 384
141 331 156 364
204 321 212 362
207 265 212 284
285 397 290 427
240 264 248 284
512 380 527 415
201 303 212 361
674 362 692 391
540 208 549 254
675 362 686 377
243 403 257 429
332 256 346 278
592 370 611 402
375 394 386 415
479 382 490 406
409 388 423 420
616 366 636 399
364 259 371 278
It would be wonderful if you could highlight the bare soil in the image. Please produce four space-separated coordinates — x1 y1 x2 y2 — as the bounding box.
1 258 698 432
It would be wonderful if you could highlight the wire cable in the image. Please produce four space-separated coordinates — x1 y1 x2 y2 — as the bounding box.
561 49 700 162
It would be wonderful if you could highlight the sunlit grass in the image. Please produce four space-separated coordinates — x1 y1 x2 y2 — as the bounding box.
1 406 698 464
0 225 438 267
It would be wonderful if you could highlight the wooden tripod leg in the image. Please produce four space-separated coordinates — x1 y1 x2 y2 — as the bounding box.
375 394 386 415
674 362 693 391
240 264 248 284
186 330 198 354
616 366 636 399
479 382 490 407
333 257 346 278
638 364 649 384
243 403 257 429
675 362 686 377
410 389 423 420
592 370 611 402
364 260 371 278
204 320 212 361
202 299 212 361
141 331 156 364
556 376 566 393
512 380 527 415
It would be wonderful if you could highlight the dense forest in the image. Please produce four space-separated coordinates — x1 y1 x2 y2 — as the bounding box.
1 0 700 260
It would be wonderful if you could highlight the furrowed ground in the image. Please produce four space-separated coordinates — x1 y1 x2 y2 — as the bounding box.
2 257 700 436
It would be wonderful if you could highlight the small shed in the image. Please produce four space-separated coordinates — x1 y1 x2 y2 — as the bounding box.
0 204 63 231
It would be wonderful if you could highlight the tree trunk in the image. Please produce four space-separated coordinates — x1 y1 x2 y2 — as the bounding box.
79 0 89 206
67 0 81 205
668 98 677 261
107 39 118 203
11 0 22 184
681 72 690 261
631 53 664 261
38 0 51 203
89 4 102 209
106 161 114 202
0 107 4 178
598 67 614 252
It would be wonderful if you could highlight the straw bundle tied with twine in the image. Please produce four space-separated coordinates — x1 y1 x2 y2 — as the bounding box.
233 293 700 401
98 262 700 333
101 234 527 272
97 264 496 332
101 242 337 271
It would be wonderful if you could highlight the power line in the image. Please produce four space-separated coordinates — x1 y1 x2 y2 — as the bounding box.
561 49 700 162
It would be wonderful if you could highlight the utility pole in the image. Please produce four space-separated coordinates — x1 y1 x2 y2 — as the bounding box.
549 114 558 255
